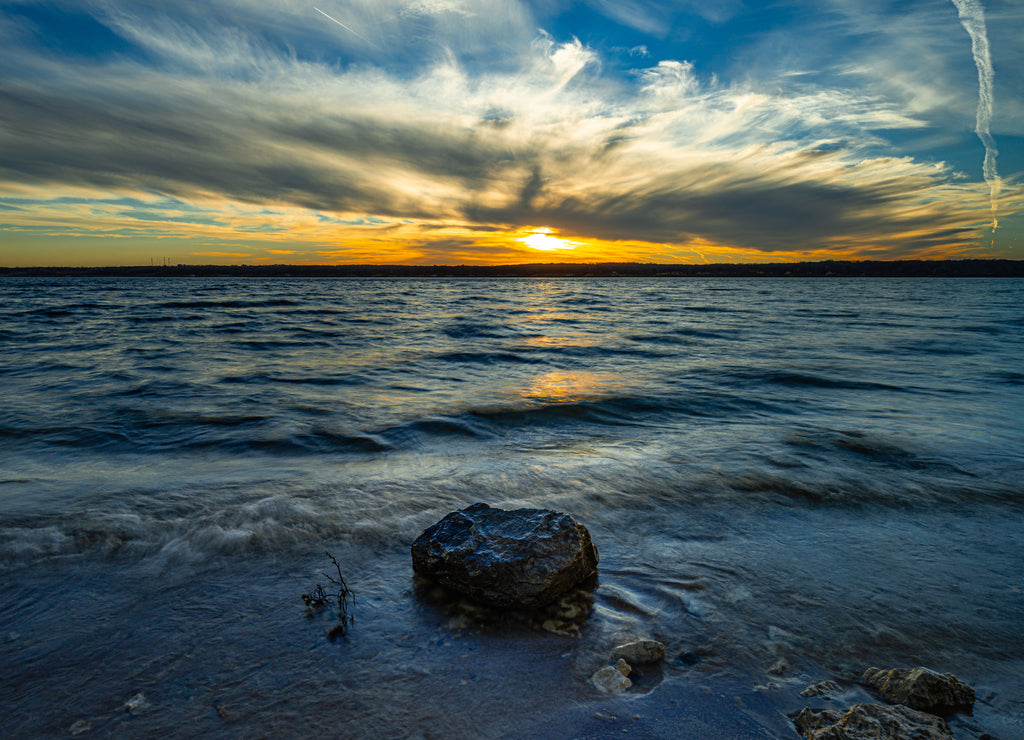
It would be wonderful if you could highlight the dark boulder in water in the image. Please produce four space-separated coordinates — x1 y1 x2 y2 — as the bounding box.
862 667 975 714
411 503 599 608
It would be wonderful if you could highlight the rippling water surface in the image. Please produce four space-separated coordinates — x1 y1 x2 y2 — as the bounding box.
2 277 1022 738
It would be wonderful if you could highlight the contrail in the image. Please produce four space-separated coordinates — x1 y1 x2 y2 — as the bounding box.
951 0 1000 229
315 7 370 44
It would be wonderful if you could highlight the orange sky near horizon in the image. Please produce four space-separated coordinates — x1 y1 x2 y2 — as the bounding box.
0 201 1008 267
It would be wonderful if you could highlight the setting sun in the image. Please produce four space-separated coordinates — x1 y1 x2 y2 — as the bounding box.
520 228 578 252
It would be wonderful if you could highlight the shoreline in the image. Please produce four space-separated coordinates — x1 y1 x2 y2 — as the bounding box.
2 519 1017 740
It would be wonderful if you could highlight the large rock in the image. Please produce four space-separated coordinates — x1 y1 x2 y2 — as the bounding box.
795 703 954 740
861 667 975 713
411 503 599 608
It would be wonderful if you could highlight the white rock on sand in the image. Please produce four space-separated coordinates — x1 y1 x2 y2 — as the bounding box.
592 659 632 693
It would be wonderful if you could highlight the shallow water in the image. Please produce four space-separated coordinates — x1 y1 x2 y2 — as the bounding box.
1 277 1022 738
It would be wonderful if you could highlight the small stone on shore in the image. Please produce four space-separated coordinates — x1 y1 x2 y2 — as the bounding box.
862 667 975 714
612 639 665 665
592 659 632 693
795 703 953 739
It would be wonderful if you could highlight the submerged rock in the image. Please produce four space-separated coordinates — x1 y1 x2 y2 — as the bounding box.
122 692 150 715
411 503 599 608
612 639 665 665
862 667 975 714
592 659 632 693
795 703 953 739
674 651 702 667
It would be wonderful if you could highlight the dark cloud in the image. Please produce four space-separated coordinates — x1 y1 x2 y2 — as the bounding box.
465 156 982 254
0 66 993 257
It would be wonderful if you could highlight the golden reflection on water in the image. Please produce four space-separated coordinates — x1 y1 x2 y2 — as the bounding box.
508 369 626 405
507 281 606 350
518 334 599 349
496 282 628 404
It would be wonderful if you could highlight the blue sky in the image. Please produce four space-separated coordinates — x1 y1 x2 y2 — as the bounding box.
0 0 1021 265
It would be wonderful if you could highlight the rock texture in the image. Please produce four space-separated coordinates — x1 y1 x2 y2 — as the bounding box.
591 659 632 693
612 639 666 665
862 667 975 713
795 703 954 740
411 503 599 608
801 680 842 698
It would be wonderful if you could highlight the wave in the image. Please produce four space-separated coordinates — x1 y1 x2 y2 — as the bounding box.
783 429 975 475
115 380 196 397
557 295 613 306
762 372 908 392
129 313 205 324
218 372 369 386
626 327 742 343
708 469 1020 509
0 480 477 569
463 390 775 428
676 305 751 313
217 430 392 455
991 371 1024 385
3 459 1021 574
156 298 301 309
441 322 522 339
378 418 490 447
230 339 337 351
0 384 787 458
469 401 634 428
33 424 134 449
15 307 74 318
892 340 979 356
793 309 862 318
430 351 545 365
959 324 1005 335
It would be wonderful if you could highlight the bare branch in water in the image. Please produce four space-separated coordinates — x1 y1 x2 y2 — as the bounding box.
302 551 354 639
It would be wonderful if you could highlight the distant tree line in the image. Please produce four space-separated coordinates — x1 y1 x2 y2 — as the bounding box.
2 259 1023 278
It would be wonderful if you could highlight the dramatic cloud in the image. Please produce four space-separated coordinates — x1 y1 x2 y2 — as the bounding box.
0 0 1020 265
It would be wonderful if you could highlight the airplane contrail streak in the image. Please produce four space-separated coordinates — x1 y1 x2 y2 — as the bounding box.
315 7 370 43
951 0 1000 230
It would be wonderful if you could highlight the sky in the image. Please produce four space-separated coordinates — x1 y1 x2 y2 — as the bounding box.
1 0 1023 266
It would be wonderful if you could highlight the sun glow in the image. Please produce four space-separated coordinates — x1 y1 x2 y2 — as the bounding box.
520 228 578 251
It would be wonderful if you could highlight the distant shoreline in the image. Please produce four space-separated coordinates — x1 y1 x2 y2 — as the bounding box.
2 259 1022 278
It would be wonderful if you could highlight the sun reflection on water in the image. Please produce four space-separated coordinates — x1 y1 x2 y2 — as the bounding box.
510 369 626 405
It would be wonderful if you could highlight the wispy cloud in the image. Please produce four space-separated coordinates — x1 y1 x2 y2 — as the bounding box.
951 0 1000 229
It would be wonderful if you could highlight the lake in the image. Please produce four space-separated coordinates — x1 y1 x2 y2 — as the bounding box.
1 277 1022 738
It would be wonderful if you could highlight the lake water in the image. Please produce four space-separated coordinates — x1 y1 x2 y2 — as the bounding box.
1 277 1022 738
